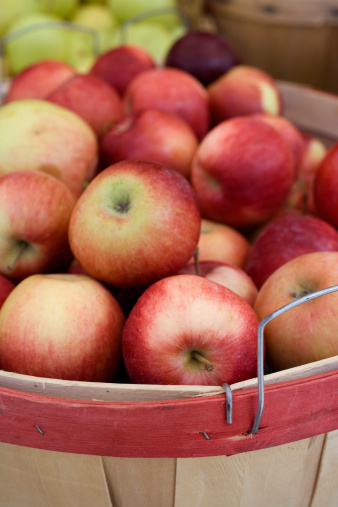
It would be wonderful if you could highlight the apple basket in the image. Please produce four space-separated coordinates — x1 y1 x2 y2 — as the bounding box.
1 81 338 507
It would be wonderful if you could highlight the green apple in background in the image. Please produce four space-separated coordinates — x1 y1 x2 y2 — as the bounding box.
5 13 69 75
0 0 43 37
71 5 119 53
108 0 182 30
39 0 80 19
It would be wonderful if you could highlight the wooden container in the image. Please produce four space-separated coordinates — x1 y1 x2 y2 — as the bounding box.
206 0 338 94
1 82 338 506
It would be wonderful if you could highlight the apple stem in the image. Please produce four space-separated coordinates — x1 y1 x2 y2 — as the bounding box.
193 248 200 276
191 351 214 371
7 241 27 271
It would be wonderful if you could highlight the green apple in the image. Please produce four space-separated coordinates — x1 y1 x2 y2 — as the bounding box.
39 0 80 19
107 0 181 30
5 13 69 75
121 20 174 64
0 0 43 37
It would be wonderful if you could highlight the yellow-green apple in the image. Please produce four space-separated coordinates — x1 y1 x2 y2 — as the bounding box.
5 60 76 102
191 116 295 228
0 171 77 281
0 99 98 197
46 73 124 138
208 65 283 126
0 0 44 37
165 29 242 86
188 218 250 268
5 13 69 75
39 0 79 19
313 142 338 227
107 0 180 30
122 274 259 385
284 134 327 216
90 44 156 96
99 108 198 179
123 67 210 140
253 113 305 172
0 273 126 381
245 210 338 290
179 260 258 306
0 274 15 310
254 251 338 371
68 160 201 288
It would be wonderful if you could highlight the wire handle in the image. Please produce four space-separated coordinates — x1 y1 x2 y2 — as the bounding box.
249 284 338 434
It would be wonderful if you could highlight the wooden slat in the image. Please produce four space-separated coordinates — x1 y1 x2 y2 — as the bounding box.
310 430 338 507
1 369 338 458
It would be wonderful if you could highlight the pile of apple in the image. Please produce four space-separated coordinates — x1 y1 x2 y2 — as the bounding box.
1 34 338 389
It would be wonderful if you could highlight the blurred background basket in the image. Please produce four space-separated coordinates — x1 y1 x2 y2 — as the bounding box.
203 0 338 94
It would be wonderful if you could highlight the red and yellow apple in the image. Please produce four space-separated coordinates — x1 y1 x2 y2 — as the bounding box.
314 142 338 227
0 274 15 310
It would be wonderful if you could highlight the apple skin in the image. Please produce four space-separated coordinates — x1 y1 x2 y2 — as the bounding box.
179 261 258 307
208 65 283 126
0 170 77 282
188 218 250 268
90 44 156 96
245 210 338 290
314 142 338 227
0 273 126 381
0 274 15 310
254 251 338 371
99 108 198 179
68 160 201 288
191 116 295 228
5 60 76 102
0 100 98 197
123 67 210 141
46 73 124 138
122 274 259 386
165 30 242 86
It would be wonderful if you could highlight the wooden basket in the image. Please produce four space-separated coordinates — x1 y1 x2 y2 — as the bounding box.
206 0 338 94
1 81 338 506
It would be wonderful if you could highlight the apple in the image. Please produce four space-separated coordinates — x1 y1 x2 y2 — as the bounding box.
0 171 77 282
188 218 250 268
122 274 259 385
107 0 181 30
284 134 327 215
179 261 258 306
165 29 242 86
0 99 98 197
5 13 69 75
90 44 156 96
245 210 338 290
191 116 295 228
5 60 76 102
68 160 201 288
46 73 124 138
0 0 43 37
123 67 210 140
208 65 283 126
39 0 79 19
253 113 305 172
0 273 126 381
254 251 338 371
313 142 338 227
99 108 198 179
0 274 15 310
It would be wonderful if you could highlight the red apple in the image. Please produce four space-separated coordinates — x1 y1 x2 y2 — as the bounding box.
0 171 77 281
191 116 295 228
123 67 210 140
188 218 250 268
99 108 198 179
47 73 124 138
5 60 76 102
0 99 98 197
245 211 338 289
208 65 283 125
165 30 242 86
0 274 15 310
179 261 258 306
254 251 338 371
284 134 327 215
122 274 259 385
68 160 201 288
313 142 338 227
90 44 156 96
0 273 126 381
